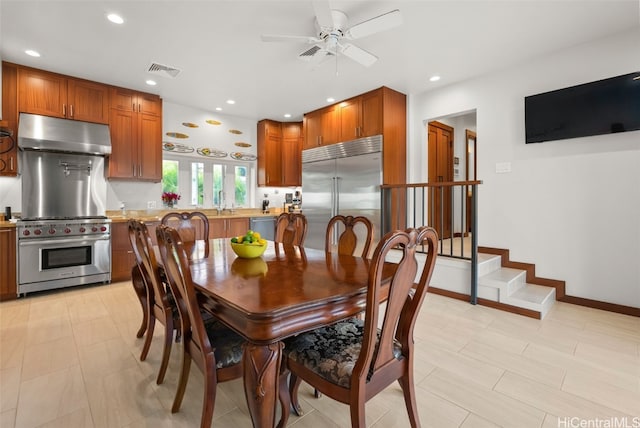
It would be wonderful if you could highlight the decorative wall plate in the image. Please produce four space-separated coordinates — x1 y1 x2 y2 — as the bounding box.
163 141 194 153
206 119 222 126
228 129 243 135
197 147 228 158
182 122 199 128
166 132 189 139
234 142 252 148
230 152 257 161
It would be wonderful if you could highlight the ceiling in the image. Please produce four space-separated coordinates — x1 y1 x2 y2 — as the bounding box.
1 1 638 122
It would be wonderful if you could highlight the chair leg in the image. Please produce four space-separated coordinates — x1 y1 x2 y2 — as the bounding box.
276 370 291 428
288 372 304 416
140 314 155 361
131 267 148 338
398 374 420 428
350 400 366 428
156 316 174 384
171 349 192 413
200 355 217 428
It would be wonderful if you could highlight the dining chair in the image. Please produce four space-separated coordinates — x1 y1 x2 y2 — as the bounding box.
275 212 307 246
326 214 374 259
161 211 210 259
128 219 181 385
156 224 245 428
130 264 149 339
280 226 439 428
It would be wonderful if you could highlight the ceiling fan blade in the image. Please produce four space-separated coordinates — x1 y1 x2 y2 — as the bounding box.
347 9 402 39
312 0 334 29
261 34 320 43
340 43 378 67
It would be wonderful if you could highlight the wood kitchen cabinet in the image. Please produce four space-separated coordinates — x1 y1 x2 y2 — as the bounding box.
110 222 136 282
338 89 383 141
107 87 162 181
257 120 302 186
0 62 18 177
209 217 249 239
303 104 337 149
0 227 17 301
17 66 110 124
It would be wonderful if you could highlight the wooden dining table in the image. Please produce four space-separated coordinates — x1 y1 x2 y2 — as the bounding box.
181 238 390 428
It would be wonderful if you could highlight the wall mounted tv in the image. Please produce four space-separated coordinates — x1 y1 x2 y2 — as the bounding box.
525 72 640 143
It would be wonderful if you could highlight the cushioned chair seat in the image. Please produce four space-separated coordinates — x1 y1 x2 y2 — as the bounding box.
284 318 402 388
205 320 245 369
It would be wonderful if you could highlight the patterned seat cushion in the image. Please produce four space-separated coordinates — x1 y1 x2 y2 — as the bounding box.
204 320 245 369
284 318 402 388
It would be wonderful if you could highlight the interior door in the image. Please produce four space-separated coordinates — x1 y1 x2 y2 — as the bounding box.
465 130 477 234
428 121 453 239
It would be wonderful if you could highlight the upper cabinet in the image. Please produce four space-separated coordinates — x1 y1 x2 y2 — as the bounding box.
257 120 302 187
338 89 383 141
107 87 162 181
0 62 18 177
17 66 109 124
303 105 337 150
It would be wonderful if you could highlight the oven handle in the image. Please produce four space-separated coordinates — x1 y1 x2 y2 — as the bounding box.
18 235 110 247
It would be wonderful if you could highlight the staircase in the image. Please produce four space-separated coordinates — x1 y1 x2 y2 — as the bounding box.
390 247 562 319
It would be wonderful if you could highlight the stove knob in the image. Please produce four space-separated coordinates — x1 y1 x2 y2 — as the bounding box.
22 230 31 236
34 229 42 236
100 226 107 232
48 229 56 235
91 226 98 232
79 227 86 233
64 228 71 234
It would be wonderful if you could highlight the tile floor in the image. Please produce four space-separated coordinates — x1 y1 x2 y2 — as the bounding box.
1 281 638 428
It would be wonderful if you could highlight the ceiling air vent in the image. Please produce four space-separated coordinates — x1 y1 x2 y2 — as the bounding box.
147 62 181 78
298 45 334 62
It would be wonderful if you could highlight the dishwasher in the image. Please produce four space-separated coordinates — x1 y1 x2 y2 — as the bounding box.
249 216 276 241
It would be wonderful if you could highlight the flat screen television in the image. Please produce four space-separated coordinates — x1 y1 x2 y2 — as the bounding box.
525 72 640 143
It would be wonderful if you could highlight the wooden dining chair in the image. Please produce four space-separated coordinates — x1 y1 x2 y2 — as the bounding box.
156 224 245 428
130 264 149 339
128 219 180 385
275 212 307 246
280 226 439 428
161 211 210 259
326 215 374 259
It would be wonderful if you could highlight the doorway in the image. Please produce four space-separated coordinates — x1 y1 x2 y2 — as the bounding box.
428 121 453 239
465 130 477 234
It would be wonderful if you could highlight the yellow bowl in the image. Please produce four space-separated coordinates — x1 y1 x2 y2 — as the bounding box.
230 242 267 259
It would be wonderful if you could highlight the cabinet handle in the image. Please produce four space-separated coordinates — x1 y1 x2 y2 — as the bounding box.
132 164 136 177
132 103 135 111
70 104 74 118
355 127 358 137
63 104 66 116
10 157 14 171
138 103 141 113
139 164 142 177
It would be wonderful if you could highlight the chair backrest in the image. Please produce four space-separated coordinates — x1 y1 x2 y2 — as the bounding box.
325 215 374 258
128 219 170 310
275 212 307 246
156 224 213 357
161 211 210 259
355 226 438 388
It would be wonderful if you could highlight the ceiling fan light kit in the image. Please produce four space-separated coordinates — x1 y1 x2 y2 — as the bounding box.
260 0 402 69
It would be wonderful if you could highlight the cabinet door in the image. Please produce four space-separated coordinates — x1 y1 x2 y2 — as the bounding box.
110 87 136 112
1 63 18 177
257 120 282 186
338 97 360 141
281 122 302 186
228 218 249 238
209 219 227 238
319 105 338 145
110 222 136 282
18 68 67 118
360 90 383 137
138 113 162 181
136 93 162 116
108 108 137 179
0 228 17 301
67 79 110 124
303 110 322 149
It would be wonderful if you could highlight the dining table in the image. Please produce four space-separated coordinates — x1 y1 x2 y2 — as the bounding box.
178 238 392 428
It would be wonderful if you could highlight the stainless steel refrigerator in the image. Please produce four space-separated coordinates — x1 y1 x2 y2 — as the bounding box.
301 135 383 251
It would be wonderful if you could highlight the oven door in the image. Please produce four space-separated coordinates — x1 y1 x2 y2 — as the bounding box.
18 235 111 294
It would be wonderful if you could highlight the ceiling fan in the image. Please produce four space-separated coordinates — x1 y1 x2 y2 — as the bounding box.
261 0 402 68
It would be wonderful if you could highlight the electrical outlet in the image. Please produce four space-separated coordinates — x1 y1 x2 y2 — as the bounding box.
147 201 156 209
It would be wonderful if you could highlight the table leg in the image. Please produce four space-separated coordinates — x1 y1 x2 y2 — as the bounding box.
243 342 283 428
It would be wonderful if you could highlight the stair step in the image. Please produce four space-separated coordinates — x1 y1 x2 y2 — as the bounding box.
506 284 556 318
481 267 526 295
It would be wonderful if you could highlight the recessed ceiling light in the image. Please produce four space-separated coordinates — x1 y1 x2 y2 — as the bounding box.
145 80 157 86
215 107 222 111
326 97 335 103
226 99 235 105
107 13 124 24
284 114 291 118
25 50 40 57
429 75 441 82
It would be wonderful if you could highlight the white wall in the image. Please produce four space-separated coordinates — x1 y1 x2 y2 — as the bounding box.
409 28 640 307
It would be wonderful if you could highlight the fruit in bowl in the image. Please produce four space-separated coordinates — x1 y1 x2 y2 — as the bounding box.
230 230 268 258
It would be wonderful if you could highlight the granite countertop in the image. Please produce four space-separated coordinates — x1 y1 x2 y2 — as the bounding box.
107 208 281 223
0 221 16 229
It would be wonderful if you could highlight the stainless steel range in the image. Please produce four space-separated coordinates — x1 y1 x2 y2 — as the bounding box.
17 113 113 296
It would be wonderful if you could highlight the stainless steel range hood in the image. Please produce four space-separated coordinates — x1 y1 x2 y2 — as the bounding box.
18 113 111 155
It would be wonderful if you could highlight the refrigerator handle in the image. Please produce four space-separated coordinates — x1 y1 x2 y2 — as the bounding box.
334 176 341 215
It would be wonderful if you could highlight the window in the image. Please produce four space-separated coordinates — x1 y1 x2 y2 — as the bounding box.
162 156 254 208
